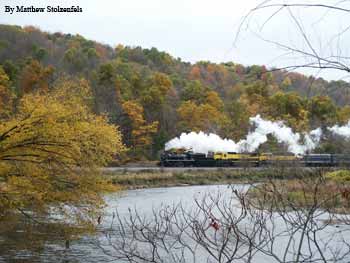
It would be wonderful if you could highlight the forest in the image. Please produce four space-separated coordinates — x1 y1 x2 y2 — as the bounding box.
1 24 350 163
1 17 350 262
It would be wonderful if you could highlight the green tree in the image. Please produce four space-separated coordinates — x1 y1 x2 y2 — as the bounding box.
181 80 205 103
269 92 308 130
222 100 249 140
309 96 338 126
141 72 173 109
2 60 18 82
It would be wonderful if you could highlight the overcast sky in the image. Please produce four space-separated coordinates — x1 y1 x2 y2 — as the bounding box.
1 0 350 81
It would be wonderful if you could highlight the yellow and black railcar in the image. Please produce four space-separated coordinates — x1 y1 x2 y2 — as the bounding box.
212 152 259 167
259 152 299 166
160 149 350 167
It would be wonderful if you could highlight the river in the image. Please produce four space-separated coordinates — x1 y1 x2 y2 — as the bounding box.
1 184 350 262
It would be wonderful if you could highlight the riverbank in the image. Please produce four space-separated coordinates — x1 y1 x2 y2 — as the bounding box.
104 167 334 189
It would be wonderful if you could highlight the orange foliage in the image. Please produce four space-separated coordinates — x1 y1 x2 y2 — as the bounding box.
19 60 54 94
188 65 201 80
122 100 158 149
177 100 227 132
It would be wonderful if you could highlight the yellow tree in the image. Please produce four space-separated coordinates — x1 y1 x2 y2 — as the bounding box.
205 91 224 111
122 100 158 157
239 81 270 116
0 79 125 229
177 100 227 133
338 106 350 124
281 76 292 90
0 66 15 118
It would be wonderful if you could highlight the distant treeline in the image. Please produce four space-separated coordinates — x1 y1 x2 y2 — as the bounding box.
1 24 350 160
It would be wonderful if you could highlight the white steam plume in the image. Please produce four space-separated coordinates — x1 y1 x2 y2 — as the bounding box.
165 115 322 155
304 128 323 151
328 121 350 138
165 131 239 154
238 115 322 154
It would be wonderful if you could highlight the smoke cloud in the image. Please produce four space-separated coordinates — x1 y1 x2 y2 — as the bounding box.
165 115 323 155
237 115 322 154
328 121 350 138
164 132 240 154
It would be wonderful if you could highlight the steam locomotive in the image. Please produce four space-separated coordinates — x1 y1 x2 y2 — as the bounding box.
160 148 350 167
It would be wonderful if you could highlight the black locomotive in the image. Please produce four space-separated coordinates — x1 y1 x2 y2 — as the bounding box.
160 149 350 167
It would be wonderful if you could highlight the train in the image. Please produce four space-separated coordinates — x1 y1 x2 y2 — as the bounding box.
160 148 350 167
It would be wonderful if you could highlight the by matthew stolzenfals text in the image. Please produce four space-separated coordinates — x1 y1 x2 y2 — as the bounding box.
4 5 83 14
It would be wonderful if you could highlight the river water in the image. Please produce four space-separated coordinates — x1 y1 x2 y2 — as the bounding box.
1 184 350 262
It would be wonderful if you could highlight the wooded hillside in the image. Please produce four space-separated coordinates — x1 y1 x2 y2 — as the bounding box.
1 24 350 160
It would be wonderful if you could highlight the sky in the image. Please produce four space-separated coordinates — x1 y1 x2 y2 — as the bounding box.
0 0 350 81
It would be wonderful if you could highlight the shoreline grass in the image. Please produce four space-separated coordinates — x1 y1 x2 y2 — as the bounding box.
103 167 338 190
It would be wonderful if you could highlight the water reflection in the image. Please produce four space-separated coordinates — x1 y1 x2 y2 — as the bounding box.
1 184 350 262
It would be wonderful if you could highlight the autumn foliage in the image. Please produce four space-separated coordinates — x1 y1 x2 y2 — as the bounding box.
122 100 158 157
0 76 125 226
0 24 350 160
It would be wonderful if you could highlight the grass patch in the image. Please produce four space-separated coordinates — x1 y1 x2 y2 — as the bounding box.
325 170 350 183
104 167 331 189
247 174 350 213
